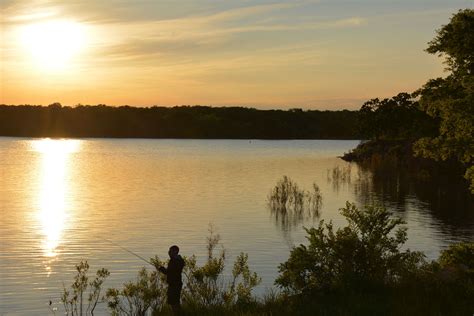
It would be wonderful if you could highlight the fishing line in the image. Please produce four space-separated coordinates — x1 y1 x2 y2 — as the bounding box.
100 237 155 266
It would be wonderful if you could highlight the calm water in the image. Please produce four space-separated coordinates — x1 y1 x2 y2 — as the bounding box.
1 138 473 314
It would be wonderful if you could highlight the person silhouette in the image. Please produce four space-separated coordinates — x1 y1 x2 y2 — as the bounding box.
157 245 185 315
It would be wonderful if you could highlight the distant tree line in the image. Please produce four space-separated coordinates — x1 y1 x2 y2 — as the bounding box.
0 104 359 139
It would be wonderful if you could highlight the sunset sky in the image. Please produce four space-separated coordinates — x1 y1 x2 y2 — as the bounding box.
1 0 472 109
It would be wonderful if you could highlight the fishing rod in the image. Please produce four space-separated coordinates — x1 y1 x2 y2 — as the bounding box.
101 238 156 266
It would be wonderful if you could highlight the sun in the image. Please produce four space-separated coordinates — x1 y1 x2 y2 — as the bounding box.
20 20 86 71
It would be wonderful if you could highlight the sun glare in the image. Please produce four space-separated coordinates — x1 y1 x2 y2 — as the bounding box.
20 20 86 71
32 139 80 259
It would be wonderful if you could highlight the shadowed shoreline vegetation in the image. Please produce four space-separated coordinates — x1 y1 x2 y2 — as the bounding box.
55 203 474 315
0 104 359 139
343 9 474 193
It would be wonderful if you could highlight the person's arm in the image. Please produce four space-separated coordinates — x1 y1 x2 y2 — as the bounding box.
153 261 167 274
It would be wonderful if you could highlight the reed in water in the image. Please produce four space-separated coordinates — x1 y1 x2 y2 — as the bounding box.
267 176 322 231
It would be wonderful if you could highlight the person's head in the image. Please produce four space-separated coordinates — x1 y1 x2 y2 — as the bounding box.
168 245 179 258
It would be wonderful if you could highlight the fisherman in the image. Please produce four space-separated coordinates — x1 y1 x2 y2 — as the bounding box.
157 245 185 315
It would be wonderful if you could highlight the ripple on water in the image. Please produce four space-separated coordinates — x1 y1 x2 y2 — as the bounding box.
1 138 473 314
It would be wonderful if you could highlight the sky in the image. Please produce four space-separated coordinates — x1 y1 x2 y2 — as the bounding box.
1 0 472 109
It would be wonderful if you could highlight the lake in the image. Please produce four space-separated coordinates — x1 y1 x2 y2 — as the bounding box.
1 138 473 314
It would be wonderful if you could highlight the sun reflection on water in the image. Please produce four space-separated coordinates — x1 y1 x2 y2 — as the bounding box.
33 139 79 260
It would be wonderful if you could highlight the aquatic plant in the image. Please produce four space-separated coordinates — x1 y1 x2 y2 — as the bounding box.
268 176 303 212
267 176 323 230
326 164 353 191
307 183 322 214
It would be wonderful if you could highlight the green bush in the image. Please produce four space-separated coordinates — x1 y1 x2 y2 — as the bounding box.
276 202 425 293
439 242 474 269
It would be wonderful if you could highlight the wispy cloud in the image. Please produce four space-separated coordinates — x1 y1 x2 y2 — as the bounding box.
93 14 367 65
2 0 456 107
198 2 300 23
2 1 309 24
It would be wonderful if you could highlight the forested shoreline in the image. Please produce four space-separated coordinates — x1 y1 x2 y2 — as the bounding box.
343 9 474 193
0 104 359 139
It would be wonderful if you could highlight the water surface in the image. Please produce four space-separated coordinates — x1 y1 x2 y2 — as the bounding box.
1 138 473 314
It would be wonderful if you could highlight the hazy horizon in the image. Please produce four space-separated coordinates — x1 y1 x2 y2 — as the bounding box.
1 102 362 111
1 0 472 109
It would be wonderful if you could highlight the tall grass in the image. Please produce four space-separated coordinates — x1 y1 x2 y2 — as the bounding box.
267 176 322 230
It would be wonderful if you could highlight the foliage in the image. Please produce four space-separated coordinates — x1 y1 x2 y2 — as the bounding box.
105 267 166 316
347 9 474 192
275 202 425 294
439 242 474 270
426 9 474 75
466 165 474 193
0 104 359 139
358 92 437 140
182 226 227 307
229 253 262 305
61 260 110 316
435 242 474 300
274 203 473 314
57 216 474 315
413 9 474 192
100 225 261 315
414 76 473 165
182 225 261 310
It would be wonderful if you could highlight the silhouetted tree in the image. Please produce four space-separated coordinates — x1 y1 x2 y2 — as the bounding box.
414 9 474 192
358 92 437 140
